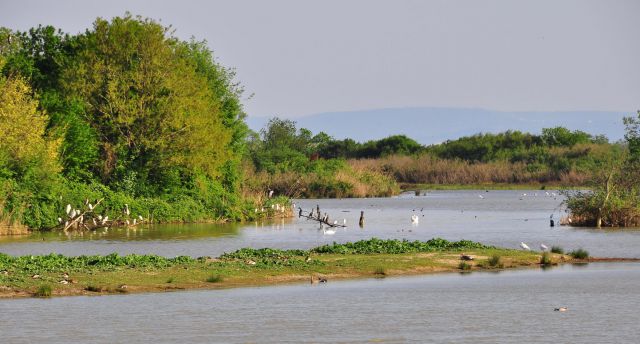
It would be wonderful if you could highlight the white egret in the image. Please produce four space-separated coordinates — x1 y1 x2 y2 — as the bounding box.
133 219 137 225
57 217 63 224
478 194 484 199
138 215 143 221
323 228 336 235
65 204 71 215
268 190 274 198
98 215 103 221
519 242 531 251
343 219 347 225
101 216 109 225
70 209 77 218
540 243 549 251
411 214 419 224
88 203 93 210
92 218 97 226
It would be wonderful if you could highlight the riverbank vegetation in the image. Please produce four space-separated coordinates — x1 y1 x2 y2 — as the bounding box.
0 16 282 232
0 238 562 298
564 112 640 227
248 116 623 198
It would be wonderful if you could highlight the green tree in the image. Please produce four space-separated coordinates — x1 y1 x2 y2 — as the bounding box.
61 14 232 191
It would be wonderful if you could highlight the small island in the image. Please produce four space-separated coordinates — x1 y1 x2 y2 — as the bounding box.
1 238 628 299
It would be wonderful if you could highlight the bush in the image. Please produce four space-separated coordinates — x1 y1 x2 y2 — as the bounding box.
487 254 502 267
85 285 103 292
206 274 223 283
540 252 552 266
34 284 52 298
458 261 471 270
373 267 387 276
550 246 564 254
569 248 589 259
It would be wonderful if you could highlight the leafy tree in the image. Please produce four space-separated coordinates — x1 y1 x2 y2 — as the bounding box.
0 75 59 179
60 14 232 191
623 111 640 163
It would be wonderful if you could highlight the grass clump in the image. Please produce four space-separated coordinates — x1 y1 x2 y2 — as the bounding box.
458 261 471 270
373 267 387 276
550 246 564 254
166 277 175 284
34 284 52 298
569 248 589 259
487 254 502 267
206 274 224 283
85 285 103 292
540 252 552 266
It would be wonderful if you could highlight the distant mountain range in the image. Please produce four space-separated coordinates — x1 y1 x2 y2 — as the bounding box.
245 107 632 145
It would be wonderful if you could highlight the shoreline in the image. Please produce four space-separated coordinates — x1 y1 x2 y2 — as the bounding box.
1 248 636 299
399 183 586 191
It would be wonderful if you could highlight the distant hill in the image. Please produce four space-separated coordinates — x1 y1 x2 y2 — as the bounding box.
245 107 630 145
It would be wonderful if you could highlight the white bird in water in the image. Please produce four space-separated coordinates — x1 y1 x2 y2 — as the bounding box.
478 194 484 199
411 214 419 224
554 307 568 312
540 243 549 251
323 228 336 235
343 219 347 225
519 242 531 251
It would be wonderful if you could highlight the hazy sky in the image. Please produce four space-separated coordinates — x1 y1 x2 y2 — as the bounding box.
1 0 638 117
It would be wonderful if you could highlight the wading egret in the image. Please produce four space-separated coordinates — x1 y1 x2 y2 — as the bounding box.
540 243 549 251
323 228 336 235
519 242 531 251
411 214 419 224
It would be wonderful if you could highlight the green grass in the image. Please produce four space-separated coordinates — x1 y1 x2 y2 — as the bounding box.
373 267 387 276
569 248 589 259
206 274 224 283
34 284 52 298
550 246 564 254
487 254 502 268
85 285 103 292
540 252 552 266
0 240 548 298
458 261 471 270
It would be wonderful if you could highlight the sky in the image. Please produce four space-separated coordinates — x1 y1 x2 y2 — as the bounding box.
1 0 638 118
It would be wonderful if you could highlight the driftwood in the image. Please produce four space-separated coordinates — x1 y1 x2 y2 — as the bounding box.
298 207 347 228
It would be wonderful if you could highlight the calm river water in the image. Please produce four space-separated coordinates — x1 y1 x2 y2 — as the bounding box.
0 190 638 258
1 263 639 343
